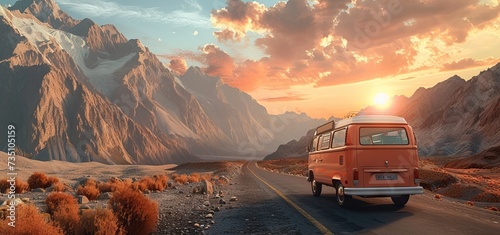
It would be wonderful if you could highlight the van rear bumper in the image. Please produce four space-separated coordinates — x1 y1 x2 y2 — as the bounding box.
344 186 424 196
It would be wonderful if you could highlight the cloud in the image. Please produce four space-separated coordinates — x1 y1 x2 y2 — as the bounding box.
57 0 210 28
157 38 162 42
206 0 500 90
168 58 189 75
260 94 308 102
193 30 199 36
440 57 500 71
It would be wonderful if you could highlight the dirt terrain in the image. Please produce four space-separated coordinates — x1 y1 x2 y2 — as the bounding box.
0 152 246 234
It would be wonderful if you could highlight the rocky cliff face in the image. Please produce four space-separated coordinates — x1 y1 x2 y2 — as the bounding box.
360 64 500 156
0 2 194 164
0 0 324 163
266 64 500 159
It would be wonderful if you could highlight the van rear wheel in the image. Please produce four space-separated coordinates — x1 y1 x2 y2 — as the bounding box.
311 179 322 196
336 183 352 207
391 195 410 207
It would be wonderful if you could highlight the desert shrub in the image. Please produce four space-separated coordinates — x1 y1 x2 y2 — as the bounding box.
28 172 50 189
109 188 158 234
0 204 63 235
45 192 77 214
51 181 66 192
0 178 7 193
98 178 133 193
187 173 201 183
155 174 169 190
98 182 114 193
173 174 188 184
79 208 122 235
77 179 100 200
131 180 148 192
0 178 28 193
200 174 212 181
53 201 80 235
47 176 60 186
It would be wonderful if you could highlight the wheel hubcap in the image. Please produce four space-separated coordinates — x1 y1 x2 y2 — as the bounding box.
338 186 344 202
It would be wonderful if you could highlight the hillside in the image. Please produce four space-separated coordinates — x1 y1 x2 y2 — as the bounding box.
266 64 500 159
0 0 323 164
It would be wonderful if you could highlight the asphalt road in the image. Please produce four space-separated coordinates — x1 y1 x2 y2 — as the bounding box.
246 161 500 235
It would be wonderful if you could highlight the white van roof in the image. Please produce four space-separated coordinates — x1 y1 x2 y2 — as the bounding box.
336 115 407 128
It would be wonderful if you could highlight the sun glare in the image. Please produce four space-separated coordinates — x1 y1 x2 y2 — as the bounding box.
373 93 390 108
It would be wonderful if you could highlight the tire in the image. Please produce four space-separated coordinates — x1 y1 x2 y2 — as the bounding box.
311 179 322 196
336 183 352 207
391 195 410 207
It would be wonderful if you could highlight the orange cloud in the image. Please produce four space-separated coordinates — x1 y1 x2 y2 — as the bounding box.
201 0 500 91
168 58 188 75
440 57 500 71
260 94 308 102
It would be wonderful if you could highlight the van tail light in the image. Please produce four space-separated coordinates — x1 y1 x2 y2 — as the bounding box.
414 168 420 185
353 168 359 186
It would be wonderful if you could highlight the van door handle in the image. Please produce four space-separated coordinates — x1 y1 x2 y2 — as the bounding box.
318 159 323 163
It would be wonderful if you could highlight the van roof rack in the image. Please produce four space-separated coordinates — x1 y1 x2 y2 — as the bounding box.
316 121 334 134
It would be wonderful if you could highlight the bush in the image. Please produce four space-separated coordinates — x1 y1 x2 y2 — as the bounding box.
109 188 158 234
173 174 188 184
0 178 25 193
77 179 100 200
0 204 63 235
156 174 169 189
98 178 133 193
47 176 60 186
187 173 200 183
79 208 122 235
53 201 80 235
51 181 66 192
28 172 50 189
45 192 77 214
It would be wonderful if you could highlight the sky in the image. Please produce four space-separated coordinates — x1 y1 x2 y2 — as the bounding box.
2 0 500 119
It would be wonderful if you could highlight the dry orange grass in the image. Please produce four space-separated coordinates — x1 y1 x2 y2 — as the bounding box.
28 172 51 189
79 208 122 235
51 181 66 192
77 179 100 200
0 178 29 193
172 174 188 184
45 192 78 215
109 188 158 234
0 204 63 235
98 178 133 193
45 192 79 234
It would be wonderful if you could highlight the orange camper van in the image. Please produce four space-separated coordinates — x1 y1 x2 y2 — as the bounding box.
306 115 423 207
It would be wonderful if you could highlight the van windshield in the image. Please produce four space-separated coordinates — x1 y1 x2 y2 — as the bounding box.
359 127 409 145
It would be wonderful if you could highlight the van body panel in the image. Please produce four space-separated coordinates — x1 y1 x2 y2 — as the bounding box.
307 115 423 205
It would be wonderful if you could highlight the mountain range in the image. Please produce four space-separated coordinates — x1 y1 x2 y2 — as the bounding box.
0 0 323 164
265 63 500 159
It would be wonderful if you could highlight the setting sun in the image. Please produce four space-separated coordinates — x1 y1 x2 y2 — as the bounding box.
374 93 390 108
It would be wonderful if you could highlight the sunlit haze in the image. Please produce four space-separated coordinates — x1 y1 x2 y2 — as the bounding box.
2 0 498 118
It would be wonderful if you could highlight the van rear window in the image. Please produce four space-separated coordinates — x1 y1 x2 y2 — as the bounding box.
359 127 409 145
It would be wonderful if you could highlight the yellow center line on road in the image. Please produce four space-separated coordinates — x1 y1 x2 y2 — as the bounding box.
246 162 334 235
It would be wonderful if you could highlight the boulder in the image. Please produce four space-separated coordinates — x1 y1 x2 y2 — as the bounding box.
78 195 89 204
98 192 113 200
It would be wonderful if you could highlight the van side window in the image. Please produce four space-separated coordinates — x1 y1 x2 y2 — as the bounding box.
360 127 409 145
332 129 346 147
320 133 331 150
311 136 320 151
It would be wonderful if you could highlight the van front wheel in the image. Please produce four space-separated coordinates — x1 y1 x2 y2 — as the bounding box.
311 180 322 196
391 195 410 207
336 183 352 207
